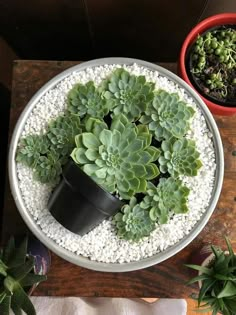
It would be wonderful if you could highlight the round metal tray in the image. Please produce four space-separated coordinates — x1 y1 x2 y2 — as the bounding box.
8 58 224 272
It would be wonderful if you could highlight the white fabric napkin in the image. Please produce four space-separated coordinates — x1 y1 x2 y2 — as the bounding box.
29 297 187 315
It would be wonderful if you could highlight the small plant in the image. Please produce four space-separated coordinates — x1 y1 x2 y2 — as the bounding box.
16 114 82 183
158 137 202 177
186 237 236 315
71 114 160 199
189 27 236 102
102 68 155 121
140 178 190 224
140 90 195 141
67 81 112 119
113 197 155 241
0 237 46 315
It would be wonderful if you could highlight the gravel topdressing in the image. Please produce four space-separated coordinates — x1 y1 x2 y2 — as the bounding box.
16 64 216 264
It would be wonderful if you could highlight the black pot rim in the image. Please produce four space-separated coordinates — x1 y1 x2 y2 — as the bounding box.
185 24 236 107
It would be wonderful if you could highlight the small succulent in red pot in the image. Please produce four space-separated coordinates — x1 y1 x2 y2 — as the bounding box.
179 13 236 116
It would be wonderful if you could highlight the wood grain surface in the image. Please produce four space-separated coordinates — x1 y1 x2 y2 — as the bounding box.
2 60 236 298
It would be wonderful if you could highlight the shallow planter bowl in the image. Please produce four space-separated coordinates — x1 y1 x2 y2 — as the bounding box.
179 13 236 116
9 58 224 272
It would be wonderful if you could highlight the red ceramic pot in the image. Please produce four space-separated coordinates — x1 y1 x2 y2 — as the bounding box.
179 13 236 116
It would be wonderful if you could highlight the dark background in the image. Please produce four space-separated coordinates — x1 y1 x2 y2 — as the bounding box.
0 0 236 230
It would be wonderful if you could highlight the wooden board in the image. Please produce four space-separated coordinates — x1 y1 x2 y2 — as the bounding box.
2 60 236 297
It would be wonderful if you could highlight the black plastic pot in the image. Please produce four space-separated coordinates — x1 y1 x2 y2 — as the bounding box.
48 160 124 235
185 25 236 108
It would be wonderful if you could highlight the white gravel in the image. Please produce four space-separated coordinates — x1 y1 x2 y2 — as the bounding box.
16 63 216 263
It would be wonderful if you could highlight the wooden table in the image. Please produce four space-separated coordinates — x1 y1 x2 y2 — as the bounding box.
2 60 236 298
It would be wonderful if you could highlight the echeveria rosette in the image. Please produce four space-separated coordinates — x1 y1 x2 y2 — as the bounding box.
67 81 112 119
34 148 62 184
140 179 190 224
158 137 202 177
102 68 155 121
140 90 195 141
47 114 82 160
16 134 50 168
71 114 160 199
113 197 155 242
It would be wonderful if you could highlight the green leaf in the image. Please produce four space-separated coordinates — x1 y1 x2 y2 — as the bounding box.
11 300 22 315
20 274 47 287
0 260 7 276
7 237 28 268
0 295 11 315
9 255 35 281
184 264 213 275
145 163 160 180
198 278 216 306
82 133 100 149
71 148 90 164
217 281 236 298
85 149 99 161
12 285 36 315
186 274 210 285
2 237 15 264
99 129 112 147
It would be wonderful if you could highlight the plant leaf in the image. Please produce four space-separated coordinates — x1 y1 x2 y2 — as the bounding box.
12 284 36 315
217 281 236 298
0 295 11 315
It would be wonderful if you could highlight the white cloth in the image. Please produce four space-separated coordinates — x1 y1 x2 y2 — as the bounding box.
29 297 187 315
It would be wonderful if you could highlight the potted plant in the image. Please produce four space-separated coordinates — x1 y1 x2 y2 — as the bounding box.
16 68 202 239
179 13 236 116
186 237 236 315
9 58 224 271
0 236 49 315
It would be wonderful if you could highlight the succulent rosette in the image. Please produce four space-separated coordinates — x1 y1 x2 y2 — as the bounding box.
71 114 160 199
113 197 155 241
102 68 155 121
67 81 111 119
140 179 190 224
140 90 195 141
158 137 202 177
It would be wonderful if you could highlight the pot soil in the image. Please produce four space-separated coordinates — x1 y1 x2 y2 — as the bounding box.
186 25 236 107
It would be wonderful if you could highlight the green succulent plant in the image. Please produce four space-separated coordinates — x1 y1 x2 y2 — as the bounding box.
71 114 160 199
113 197 155 241
140 90 195 141
47 114 82 158
158 137 202 177
67 81 111 119
34 148 62 184
0 237 46 315
16 135 50 167
16 114 82 184
102 68 155 121
140 179 190 224
186 237 236 315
